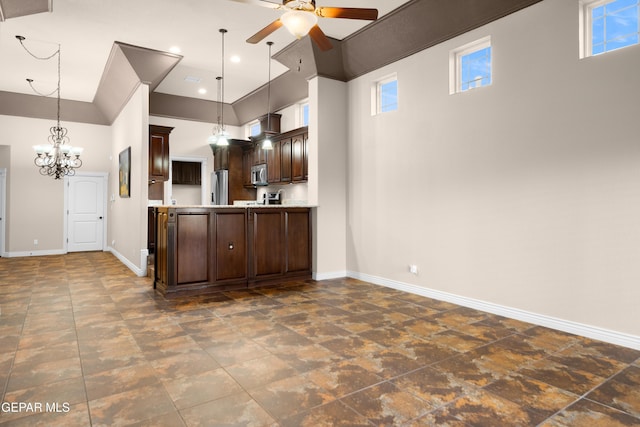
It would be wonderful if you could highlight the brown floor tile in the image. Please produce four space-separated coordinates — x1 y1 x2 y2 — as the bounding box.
249 373 335 420
341 381 431 425
225 354 299 390
279 399 371 427
540 398 640 427
88 384 176 427
306 357 385 397
179 392 276 427
162 368 243 409
392 367 476 409
441 388 540 426
84 362 161 401
2 252 638 427
585 365 640 418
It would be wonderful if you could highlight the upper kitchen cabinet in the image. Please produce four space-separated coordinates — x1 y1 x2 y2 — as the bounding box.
291 132 307 182
149 125 173 182
213 146 229 171
278 127 308 184
172 161 201 185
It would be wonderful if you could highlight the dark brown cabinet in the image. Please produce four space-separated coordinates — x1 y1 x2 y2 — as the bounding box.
292 134 306 182
249 207 311 283
242 147 253 188
149 125 172 182
213 146 229 171
172 161 201 185
266 140 281 183
154 206 311 297
280 138 292 182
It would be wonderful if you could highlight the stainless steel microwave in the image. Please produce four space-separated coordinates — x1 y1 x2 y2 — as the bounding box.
251 164 268 186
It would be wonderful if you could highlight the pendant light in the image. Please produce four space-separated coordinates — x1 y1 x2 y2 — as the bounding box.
17 36 83 179
209 29 229 147
262 41 274 151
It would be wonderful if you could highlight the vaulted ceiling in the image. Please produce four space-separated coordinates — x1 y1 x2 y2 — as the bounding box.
0 0 542 125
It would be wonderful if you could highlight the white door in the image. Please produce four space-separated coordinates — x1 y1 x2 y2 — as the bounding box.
0 168 5 257
67 175 105 252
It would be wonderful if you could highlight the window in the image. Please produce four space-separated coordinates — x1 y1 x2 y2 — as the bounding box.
372 74 398 115
300 102 309 127
450 37 492 94
247 121 260 138
581 0 639 57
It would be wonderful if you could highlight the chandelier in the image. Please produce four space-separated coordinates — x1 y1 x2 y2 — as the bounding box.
17 36 83 179
208 29 229 147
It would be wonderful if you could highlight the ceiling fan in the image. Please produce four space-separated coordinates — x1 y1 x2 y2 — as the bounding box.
229 0 378 51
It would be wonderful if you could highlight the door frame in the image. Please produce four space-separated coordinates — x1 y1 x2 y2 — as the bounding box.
165 156 208 205
0 168 6 257
64 172 109 253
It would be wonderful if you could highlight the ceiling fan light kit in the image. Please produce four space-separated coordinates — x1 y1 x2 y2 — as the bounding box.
280 10 317 39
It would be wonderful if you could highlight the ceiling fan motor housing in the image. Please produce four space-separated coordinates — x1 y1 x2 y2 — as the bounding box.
283 0 316 12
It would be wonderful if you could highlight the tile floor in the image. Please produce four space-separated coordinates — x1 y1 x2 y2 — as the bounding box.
1 252 639 426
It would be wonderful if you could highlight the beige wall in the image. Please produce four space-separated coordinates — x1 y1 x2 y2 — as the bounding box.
309 77 348 278
108 84 149 273
0 115 111 255
346 0 640 338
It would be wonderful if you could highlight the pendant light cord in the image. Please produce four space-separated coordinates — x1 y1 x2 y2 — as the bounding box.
219 29 227 132
267 41 273 131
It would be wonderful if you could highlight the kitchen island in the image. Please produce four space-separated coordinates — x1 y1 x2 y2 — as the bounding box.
153 205 312 297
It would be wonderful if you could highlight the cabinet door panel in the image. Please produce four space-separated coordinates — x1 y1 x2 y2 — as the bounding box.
292 136 305 182
214 212 247 281
177 214 209 284
252 210 284 277
150 134 169 180
286 211 311 273
280 139 292 182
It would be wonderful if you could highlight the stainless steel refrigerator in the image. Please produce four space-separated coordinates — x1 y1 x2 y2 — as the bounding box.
211 170 228 205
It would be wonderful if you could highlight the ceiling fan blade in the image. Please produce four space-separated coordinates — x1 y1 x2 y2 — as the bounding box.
308 25 333 51
316 7 378 20
247 19 283 43
226 0 282 10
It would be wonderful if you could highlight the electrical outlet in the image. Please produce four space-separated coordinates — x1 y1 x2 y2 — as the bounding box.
409 264 418 275
33 239 38 246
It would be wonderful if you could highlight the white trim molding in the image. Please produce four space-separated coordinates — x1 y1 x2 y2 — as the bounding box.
107 246 147 277
347 271 640 351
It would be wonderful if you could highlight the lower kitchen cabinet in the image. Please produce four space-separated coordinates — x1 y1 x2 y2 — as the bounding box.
154 206 311 297
250 208 312 283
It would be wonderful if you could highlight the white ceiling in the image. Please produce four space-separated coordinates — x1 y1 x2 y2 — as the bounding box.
0 0 411 104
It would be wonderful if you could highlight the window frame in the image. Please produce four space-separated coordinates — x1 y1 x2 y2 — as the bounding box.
580 0 640 58
371 73 398 115
449 36 492 94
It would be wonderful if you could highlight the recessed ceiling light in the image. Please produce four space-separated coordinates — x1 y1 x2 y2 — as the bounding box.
169 46 181 54
198 88 207 95
230 55 241 63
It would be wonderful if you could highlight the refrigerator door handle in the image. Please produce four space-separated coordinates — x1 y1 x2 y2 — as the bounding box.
211 173 218 205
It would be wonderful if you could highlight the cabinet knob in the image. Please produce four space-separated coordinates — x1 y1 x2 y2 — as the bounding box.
228 242 234 250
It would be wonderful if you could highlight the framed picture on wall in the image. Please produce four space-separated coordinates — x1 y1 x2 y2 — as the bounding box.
119 147 131 198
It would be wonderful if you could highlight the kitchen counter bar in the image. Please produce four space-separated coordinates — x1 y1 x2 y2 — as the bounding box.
153 206 312 297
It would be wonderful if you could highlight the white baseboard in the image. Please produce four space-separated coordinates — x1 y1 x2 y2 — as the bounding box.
4 249 66 257
313 270 348 281
107 247 147 277
347 271 640 351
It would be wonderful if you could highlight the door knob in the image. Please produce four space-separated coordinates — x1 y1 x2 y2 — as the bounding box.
99 216 103 220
